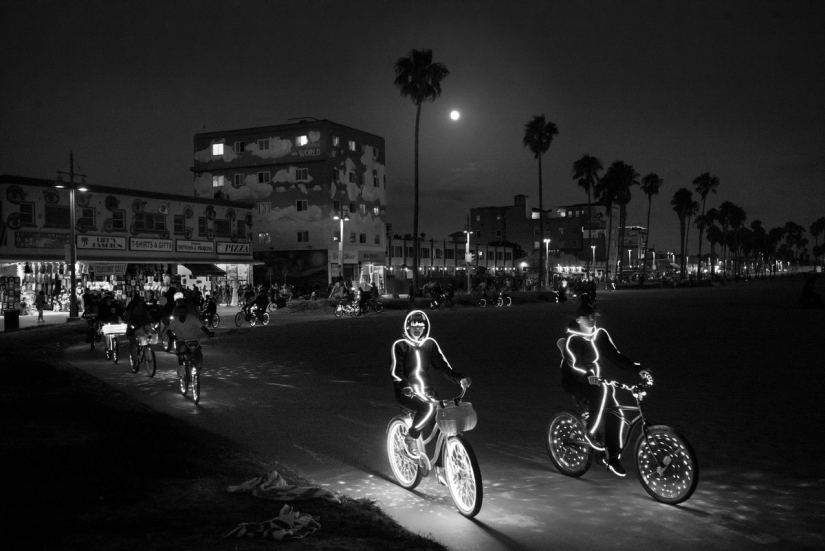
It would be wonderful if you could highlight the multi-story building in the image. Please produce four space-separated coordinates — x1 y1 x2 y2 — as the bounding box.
191 119 387 289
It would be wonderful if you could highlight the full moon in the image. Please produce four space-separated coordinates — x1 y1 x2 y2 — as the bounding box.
450 110 460 120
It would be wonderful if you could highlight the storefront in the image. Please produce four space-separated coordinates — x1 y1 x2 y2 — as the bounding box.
1 175 254 311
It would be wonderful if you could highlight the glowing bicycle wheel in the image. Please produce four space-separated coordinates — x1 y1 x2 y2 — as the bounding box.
386 418 422 490
635 426 698 504
444 435 483 518
546 410 593 477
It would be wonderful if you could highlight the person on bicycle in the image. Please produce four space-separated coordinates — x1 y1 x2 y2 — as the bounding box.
390 310 471 457
97 293 124 355
202 294 218 326
124 297 154 363
161 303 213 370
561 302 652 477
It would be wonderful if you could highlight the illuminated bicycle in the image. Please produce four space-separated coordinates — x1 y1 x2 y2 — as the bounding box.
234 304 269 327
546 369 698 505
386 387 483 518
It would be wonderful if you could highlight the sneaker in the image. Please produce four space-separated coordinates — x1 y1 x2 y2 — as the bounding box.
607 457 626 477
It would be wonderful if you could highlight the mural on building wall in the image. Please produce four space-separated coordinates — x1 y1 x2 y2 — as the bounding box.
1 182 252 259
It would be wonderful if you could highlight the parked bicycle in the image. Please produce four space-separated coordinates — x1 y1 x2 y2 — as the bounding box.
494 291 512 307
546 342 698 504
234 304 269 327
358 297 384 315
334 299 361 317
429 293 456 310
128 323 158 378
386 387 483 518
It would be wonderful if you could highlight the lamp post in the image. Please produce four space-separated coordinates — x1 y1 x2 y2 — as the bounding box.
543 238 551 288
55 151 87 321
333 205 350 284
463 222 473 293
591 245 597 277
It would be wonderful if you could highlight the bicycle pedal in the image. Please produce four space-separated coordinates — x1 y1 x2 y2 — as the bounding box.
419 454 432 475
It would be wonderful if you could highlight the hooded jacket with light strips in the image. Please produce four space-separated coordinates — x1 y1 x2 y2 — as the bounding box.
562 321 640 385
390 313 464 398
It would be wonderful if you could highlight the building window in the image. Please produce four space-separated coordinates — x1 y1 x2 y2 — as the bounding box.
296 135 308 146
349 232 356 243
333 136 340 147
236 220 245 237
359 204 366 215
374 234 380 245
373 206 379 215
496 214 501 220
212 143 223 155
258 171 271 184
198 217 208 236
348 139 356 151
476 231 481 239
297 231 309 243
478 251 484 258
133 212 166 231
373 171 380 187
331 168 337 181
44 205 70 228
374 147 380 159
296 200 308 212
534 241 540 250
445 249 455 260
496 252 503 260
359 233 366 244
295 168 308 181
392 245 403 257
435 248 443 259
333 230 341 242
559 227 564 235
349 203 356 213
213 219 231 237
476 214 481 221
258 138 269 150
234 141 245 154
348 172 357 183
505 252 512 261
258 202 271 214
495 229 502 237
420 248 430 259
111 210 126 232
534 228 539 236
405 246 413 257
258 232 271 244
212 175 225 188
174 215 186 235
79 207 95 229
233 174 244 188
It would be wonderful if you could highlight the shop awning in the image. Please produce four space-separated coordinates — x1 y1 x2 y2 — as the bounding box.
182 264 226 276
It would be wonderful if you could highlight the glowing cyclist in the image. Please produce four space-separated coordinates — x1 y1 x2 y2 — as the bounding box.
561 302 653 476
390 310 471 476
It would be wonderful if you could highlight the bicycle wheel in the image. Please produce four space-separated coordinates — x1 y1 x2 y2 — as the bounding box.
479 298 487 308
129 343 140 373
234 312 244 327
374 301 383 313
250 314 257 326
261 312 270 326
191 363 200 404
179 359 189 396
444 435 483 518
505 297 512 306
635 426 698 505
495 297 503 307
386 418 422 490
112 337 119 364
211 313 221 328
546 410 593 477
268 302 277 312
143 347 156 378
334 304 344 318
429 300 437 310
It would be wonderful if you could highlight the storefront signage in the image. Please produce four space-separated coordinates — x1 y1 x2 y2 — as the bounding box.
14 231 71 249
130 238 173 252
217 242 250 254
90 263 128 276
176 240 215 253
77 235 126 250
328 249 358 264
358 251 386 263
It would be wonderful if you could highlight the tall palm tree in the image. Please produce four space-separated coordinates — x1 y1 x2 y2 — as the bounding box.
727 204 747 274
692 173 720 278
639 173 663 276
593 168 620 280
749 220 767 276
809 217 825 270
394 48 449 290
767 227 786 275
605 162 639 280
717 201 735 276
572 154 603 277
671 188 698 279
704 207 720 276
523 115 559 290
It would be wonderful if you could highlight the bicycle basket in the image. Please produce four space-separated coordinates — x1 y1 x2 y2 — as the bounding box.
138 332 158 346
436 402 477 436
101 323 128 336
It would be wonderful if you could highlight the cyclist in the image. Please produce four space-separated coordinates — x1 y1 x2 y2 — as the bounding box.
561 302 652 477
202 294 218 326
390 310 471 460
161 303 214 370
97 293 124 356
124 297 154 364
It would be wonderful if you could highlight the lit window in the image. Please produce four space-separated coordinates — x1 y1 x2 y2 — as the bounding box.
476 215 481 221
373 206 379 215
257 202 271 214
258 171 271 184
296 168 309 181
348 140 356 151
212 175 225 188
258 232 271 244
496 214 501 220
258 138 269 150
333 136 340 146
297 231 309 243
296 200 308 212
212 143 224 155
233 174 244 188
296 135 308 146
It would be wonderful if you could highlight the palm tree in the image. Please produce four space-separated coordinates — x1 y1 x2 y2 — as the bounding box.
593 168 620 281
394 48 449 290
639 173 663 276
727 204 747 274
766 227 785 275
749 220 767 276
671 188 698 279
692 173 720 278
603 162 639 280
704 207 720 276
522 115 559 290
717 201 735 276
572 154 603 277
809 217 825 270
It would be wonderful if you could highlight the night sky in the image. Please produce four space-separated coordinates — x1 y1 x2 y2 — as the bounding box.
2 0 823 253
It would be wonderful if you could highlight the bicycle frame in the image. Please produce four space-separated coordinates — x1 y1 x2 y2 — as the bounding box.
583 381 654 458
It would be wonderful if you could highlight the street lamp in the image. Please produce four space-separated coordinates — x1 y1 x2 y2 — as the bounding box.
591 245 597 277
55 151 87 321
333 205 350 283
543 238 551 288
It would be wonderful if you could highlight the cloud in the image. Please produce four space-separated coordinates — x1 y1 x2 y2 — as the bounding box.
249 137 293 160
